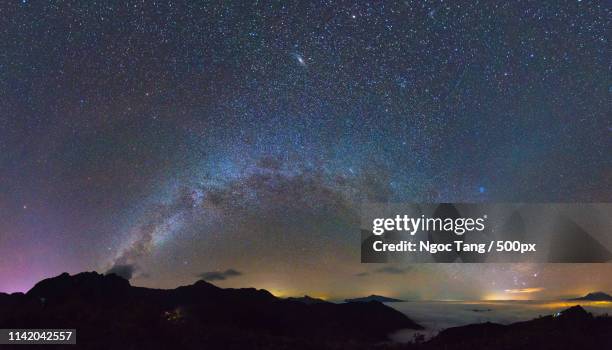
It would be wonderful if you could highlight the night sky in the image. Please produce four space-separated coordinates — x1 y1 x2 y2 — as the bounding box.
1 1 610 300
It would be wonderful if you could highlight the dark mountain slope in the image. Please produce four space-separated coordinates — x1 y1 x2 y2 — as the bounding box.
424 305 612 350
0 272 421 349
3 273 611 349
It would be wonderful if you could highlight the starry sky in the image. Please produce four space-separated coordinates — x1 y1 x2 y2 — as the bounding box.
0 1 610 299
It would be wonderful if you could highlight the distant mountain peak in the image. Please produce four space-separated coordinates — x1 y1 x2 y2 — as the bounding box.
285 295 329 304
569 291 612 301
345 294 404 303
191 279 221 289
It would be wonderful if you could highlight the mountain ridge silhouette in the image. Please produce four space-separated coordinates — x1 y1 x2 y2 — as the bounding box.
569 291 612 301
0 272 421 349
1 272 611 349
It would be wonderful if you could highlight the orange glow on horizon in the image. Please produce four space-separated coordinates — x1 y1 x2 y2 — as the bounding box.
503 287 545 294
536 301 612 309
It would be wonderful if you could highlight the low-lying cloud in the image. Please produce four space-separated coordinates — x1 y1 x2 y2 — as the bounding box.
106 264 136 280
198 269 243 281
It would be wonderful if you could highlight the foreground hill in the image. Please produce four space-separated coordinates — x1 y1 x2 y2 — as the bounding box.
0 272 421 349
424 305 612 350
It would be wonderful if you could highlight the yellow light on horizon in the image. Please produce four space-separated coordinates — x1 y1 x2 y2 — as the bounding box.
537 301 612 309
504 287 544 294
